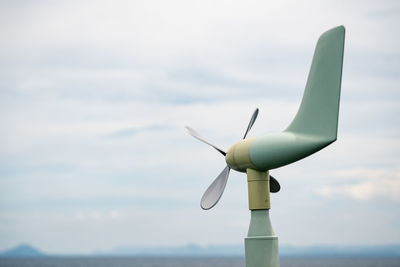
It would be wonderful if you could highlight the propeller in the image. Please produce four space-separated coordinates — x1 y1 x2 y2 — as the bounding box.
185 108 281 210
184 126 226 156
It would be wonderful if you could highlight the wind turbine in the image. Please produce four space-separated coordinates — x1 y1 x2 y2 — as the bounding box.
186 26 345 267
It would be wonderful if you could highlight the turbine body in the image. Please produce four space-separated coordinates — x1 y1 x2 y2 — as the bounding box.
226 132 333 172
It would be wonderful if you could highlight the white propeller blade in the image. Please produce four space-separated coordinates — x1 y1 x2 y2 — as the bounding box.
185 126 226 156
200 166 230 210
243 108 259 139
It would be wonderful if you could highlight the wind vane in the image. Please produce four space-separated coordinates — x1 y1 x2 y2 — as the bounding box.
186 26 345 267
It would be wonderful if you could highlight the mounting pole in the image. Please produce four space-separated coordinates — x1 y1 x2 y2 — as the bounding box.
245 169 279 267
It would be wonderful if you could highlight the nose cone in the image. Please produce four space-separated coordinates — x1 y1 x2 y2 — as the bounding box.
225 138 256 172
225 146 236 168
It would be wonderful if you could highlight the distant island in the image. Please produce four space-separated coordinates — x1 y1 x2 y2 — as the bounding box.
0 244 44 257
1 243 400 257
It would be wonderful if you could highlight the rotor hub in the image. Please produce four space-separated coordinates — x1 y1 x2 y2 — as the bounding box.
225 138 256 172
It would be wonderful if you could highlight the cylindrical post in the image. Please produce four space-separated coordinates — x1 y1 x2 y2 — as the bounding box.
247 169 271 210
245 169 279 267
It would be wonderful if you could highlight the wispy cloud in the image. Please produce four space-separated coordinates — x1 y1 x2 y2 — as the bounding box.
0 0 399 254
106 124 170 138
316 168 400 201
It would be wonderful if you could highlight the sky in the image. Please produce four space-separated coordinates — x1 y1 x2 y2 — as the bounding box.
0 0 399 254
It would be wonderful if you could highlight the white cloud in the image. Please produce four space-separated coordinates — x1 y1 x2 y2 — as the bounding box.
0 0 400 253
316 169 400 201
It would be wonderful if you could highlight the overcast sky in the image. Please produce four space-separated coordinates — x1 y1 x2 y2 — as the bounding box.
0 0 399 254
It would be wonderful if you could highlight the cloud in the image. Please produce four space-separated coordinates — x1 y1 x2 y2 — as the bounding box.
316 168 400 201
106 124 170 138
1 0 400 253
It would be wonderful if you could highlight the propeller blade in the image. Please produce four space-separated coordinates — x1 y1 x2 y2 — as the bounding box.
185 126 226 156
201 166 231 210
270 175 280 193
243 108 259 139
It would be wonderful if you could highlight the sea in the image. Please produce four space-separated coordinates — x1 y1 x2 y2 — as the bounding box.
0 257 400 267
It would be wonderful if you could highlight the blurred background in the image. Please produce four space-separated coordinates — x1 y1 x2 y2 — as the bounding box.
0 0 399 255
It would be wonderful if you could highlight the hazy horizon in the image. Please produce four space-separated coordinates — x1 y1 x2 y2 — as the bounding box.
2 242 400 257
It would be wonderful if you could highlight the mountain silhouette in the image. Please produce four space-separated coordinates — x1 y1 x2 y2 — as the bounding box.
1 244 44 257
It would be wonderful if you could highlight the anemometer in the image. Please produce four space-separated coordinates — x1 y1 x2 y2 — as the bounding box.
186 26 345 267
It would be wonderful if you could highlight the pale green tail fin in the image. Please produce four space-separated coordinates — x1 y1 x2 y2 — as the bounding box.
285 26 345 141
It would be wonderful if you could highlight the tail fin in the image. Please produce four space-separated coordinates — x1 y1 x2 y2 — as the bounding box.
285 26 345 142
